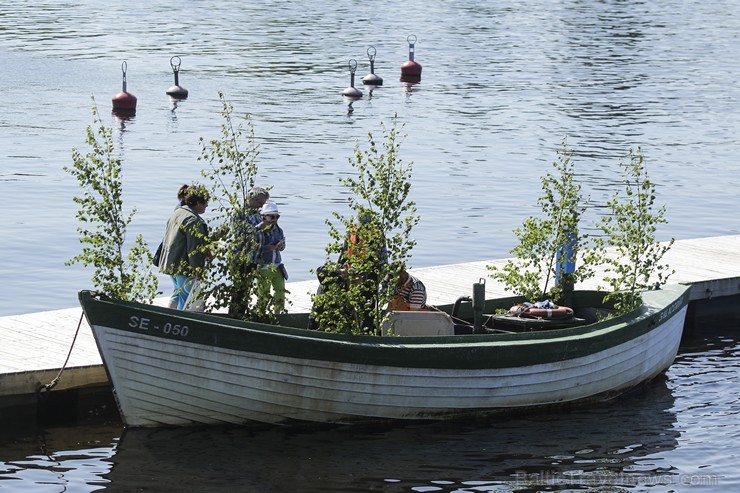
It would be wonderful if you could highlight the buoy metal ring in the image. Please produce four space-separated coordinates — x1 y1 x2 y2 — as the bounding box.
170 56 182 73
121 61 128 92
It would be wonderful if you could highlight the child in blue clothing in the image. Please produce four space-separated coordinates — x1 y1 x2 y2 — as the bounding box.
254 202 287 314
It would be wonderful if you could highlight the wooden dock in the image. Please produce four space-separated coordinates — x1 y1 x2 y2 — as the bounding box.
2 235 740 400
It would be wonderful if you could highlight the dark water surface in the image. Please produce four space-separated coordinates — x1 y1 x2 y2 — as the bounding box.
2 0 740 315
1 325 738 492
2 0 740 491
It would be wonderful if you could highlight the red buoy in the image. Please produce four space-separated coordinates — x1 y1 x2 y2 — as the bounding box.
112 61 137 111
400 35 422 82
112 91 137 110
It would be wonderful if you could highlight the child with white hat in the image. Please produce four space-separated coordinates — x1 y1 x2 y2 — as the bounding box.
254 202 287 314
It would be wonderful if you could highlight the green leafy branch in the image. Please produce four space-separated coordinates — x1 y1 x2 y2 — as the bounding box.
489 141 591 302
312 116 420 334
491 143 674 316
65 99 158 302
197 92 269 318
591 148 674 313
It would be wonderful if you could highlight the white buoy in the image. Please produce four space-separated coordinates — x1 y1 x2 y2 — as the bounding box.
341 59 363 99
166 56 189 100
362 46 383 86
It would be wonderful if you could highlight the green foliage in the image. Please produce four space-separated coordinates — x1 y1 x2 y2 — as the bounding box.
488 141 591 302
591 148 674 313
197 92 270 319
312 117 420 334
491 143 674 317
65 100 158 302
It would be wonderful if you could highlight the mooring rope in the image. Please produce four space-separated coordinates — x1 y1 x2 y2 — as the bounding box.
37 310 85 394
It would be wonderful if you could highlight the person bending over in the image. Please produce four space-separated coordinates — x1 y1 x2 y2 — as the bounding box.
388 268 429 311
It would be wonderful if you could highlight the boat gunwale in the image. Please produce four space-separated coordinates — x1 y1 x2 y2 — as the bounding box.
79 284 690 370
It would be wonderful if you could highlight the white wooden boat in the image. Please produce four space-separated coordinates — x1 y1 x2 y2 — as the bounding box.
78 283 691 427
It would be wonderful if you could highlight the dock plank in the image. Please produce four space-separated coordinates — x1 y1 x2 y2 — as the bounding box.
2 235 740 397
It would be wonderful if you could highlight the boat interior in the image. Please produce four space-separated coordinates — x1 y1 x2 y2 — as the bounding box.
277 286 619 336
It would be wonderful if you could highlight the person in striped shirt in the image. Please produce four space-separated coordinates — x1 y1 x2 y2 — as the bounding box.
389 268 429 311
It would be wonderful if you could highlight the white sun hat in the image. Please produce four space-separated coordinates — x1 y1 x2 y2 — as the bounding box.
260 202 280 215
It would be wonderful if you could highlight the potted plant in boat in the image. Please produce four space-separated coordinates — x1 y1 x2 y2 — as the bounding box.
310 116 420 335
489 142 674 328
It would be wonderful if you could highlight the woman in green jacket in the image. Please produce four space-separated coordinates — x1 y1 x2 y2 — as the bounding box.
158 184 210 309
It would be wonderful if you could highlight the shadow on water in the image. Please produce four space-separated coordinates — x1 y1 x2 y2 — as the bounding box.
0 415 121 491
103 379 679 492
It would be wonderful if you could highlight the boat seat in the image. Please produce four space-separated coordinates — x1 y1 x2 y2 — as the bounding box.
382 310 455 336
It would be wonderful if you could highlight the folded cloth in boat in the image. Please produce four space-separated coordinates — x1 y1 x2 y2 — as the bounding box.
521 300 560 309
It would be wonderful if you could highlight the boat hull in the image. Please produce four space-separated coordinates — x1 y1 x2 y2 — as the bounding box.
80 285 691 427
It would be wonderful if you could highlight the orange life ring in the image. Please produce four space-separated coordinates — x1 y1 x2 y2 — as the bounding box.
509 304 574 319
